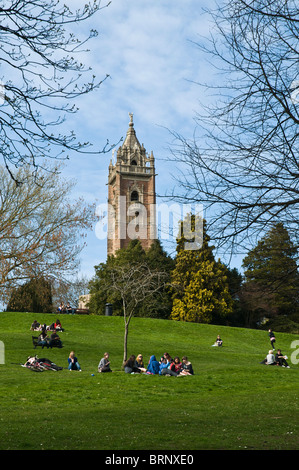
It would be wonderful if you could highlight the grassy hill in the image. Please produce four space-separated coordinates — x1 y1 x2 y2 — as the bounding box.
0 312 298 450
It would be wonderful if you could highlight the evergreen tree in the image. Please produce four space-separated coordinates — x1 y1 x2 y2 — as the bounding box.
142 240 175 319
170 215 233 323
242 223 299 317
224 267 244 327
7 276 52 313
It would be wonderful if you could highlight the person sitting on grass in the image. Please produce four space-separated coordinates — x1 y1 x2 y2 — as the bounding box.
179 356 194 375
266 350 277 365
159 357 169 375
31 320 41 331
212 335 223 347
172 356 183 374
163 352 173 362
98 352 112 372
37 330 49 349
135 354 146 372
275 349 290 368
260 350 277 365
124 355 142 374
146 355 160 375
54 319 63 331
68 351 81 371
49 330 63 348
160 357 178 376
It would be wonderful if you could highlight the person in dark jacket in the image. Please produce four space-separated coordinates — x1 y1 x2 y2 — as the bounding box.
180 356 194 375
124 355 141 374
268 329 276 350
49 330 62 348
275 349 290 368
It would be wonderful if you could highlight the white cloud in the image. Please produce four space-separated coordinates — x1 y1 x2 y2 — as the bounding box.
59 0 227 279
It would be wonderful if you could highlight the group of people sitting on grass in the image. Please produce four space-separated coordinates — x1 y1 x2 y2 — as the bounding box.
259 330 291 368
27 323 291 373
260 349 290 368
31 319 63 349
67 351 111 372
123 352 194 376
31 319 64 332
64 351 194 376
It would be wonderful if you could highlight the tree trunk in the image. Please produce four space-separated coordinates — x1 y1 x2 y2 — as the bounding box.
123 321 129 365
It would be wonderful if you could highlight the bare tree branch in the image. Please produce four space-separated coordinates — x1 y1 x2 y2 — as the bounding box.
99 262 168 363
0 164 96 301
0 0 114 182
168 0 299 256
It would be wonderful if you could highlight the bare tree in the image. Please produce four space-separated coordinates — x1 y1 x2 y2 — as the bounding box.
169 0 299 258
0 164 96 303
0 0 112 181
100 262 168 364
52 274 91 308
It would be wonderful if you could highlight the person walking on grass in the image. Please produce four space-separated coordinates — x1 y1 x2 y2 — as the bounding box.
268 329 276 350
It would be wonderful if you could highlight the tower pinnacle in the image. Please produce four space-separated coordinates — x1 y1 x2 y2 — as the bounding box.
107 115 157 256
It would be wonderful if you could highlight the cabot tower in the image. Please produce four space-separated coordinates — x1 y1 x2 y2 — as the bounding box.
107 114 156 256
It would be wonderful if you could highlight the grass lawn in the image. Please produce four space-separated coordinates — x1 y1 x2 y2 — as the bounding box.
0 312 298 450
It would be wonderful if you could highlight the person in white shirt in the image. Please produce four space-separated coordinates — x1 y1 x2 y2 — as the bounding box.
266 350 276 365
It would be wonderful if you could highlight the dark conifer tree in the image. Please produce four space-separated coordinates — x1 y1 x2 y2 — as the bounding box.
242 223 299 318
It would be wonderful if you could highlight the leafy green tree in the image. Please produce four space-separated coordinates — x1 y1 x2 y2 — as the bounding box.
242 223 299 318
170 215 233 323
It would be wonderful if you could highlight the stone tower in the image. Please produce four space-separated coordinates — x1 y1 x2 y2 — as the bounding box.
107 113 156 256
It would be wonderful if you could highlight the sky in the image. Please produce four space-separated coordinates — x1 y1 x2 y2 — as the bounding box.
57 0 241 281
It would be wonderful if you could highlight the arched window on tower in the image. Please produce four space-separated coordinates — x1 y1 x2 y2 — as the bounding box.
131 190 139 202
131 160 137 165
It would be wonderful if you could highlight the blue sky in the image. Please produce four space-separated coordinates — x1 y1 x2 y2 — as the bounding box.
59 0 242 280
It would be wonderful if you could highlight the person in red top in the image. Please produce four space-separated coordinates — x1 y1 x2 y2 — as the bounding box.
54 319 64 331
172 356 182 374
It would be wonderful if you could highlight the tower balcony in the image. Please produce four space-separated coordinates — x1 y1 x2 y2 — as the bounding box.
108 163 155 183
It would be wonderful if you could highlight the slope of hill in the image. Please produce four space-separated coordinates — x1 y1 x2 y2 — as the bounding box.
0 312 298 450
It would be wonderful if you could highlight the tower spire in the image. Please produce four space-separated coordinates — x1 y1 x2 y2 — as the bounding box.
122 112 141 151
107 114 157 256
